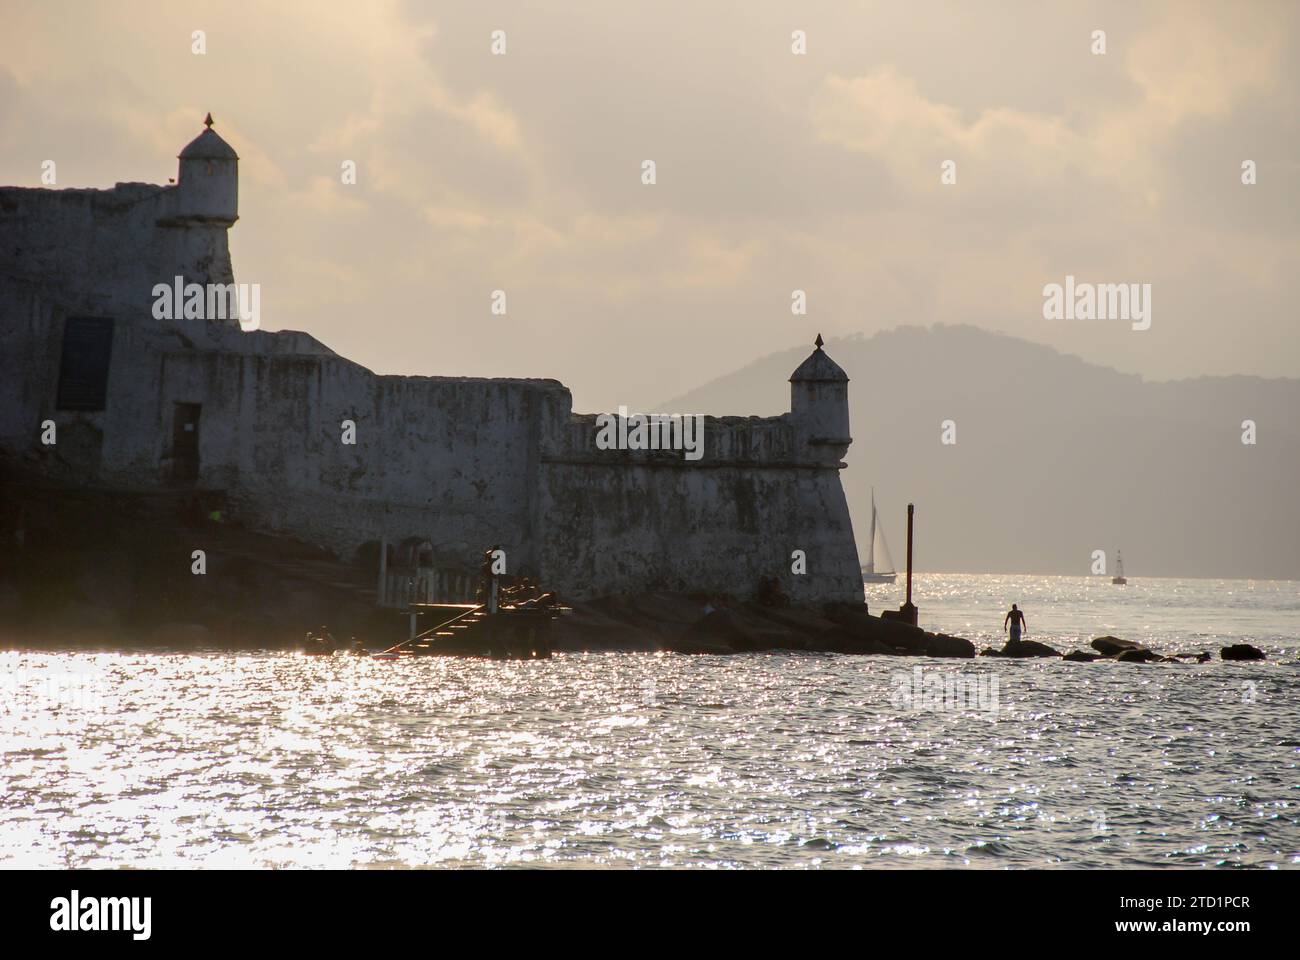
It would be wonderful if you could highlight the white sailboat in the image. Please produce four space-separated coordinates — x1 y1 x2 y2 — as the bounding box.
861 488 898 584
1112 550 1128 585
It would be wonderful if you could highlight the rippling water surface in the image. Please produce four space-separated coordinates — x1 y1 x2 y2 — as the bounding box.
3 575 1298 868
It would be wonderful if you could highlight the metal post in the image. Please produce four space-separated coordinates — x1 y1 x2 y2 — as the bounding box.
900 503 918 626
906 503 914 607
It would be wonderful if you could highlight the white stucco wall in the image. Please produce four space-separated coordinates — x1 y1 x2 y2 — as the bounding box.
1 174 863 605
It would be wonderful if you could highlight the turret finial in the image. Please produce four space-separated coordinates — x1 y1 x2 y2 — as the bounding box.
204 112 214 129
814 333 824 350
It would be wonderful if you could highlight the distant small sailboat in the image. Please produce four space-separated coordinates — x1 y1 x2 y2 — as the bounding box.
1112 550 1128 585
862 488 898 584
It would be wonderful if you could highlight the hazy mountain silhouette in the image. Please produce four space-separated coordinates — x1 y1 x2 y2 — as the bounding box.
661 325 1300 580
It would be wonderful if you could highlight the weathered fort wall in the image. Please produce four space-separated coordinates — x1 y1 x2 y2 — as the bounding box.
537 416 862 603
154 347 562 576
0 124 863 605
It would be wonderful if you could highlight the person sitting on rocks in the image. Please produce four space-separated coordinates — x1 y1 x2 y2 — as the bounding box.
1003 604 1027 648
757 575 790 608
317 625 336 653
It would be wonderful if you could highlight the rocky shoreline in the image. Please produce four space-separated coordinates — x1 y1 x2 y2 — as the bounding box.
0 577 1275 662
979 634 1267 663
549 598 1269 661
0 477 1275 661
549 595 976 657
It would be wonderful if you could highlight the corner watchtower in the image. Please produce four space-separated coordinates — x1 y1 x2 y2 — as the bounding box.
789 334 851 465
172 113 238 225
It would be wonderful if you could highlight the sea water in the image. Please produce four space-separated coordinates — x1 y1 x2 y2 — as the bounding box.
1 575 1296 868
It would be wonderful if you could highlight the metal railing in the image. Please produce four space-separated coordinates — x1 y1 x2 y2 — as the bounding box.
377 568 478 609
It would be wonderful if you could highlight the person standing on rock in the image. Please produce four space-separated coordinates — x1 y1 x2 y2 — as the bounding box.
1004 604 1027 647
480 547 501 615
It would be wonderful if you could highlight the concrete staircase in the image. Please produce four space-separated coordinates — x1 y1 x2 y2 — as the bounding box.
404 606 491 653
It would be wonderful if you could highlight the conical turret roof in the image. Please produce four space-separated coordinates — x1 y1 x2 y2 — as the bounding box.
178 114 239 160
789 334 848 382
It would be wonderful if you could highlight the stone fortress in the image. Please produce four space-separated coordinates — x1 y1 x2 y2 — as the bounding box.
0 118 863 606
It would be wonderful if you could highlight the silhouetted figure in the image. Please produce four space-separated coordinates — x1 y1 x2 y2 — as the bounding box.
757 575 790 608
314 625 336 654
1003 604 1027 647
479 546 501 613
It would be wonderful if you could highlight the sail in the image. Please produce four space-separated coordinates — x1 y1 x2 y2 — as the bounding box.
864 489 897 575
874 518 897 575
866 492 876 571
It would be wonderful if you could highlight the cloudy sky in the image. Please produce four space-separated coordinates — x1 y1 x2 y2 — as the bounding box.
2 0 1296 412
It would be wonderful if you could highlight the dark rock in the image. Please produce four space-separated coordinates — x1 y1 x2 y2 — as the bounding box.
746 603 888 653
55 599 119 631
982 639 1061 657
624 592 710 631
1116 648 1161 663
553 596 919 655
926 633 976 658
824 603 974 658
550 602 661 651
675 607 795 653
828 627 897 656
748 603 841 640
1091 635 1144 656
666 634 734 655
216 614 279 648
1220 643 1266 661
73 550 137 612
572 592 711 647
730 605 811 650
824 603 920 653
1063 650 1104 662
147 622 211 647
